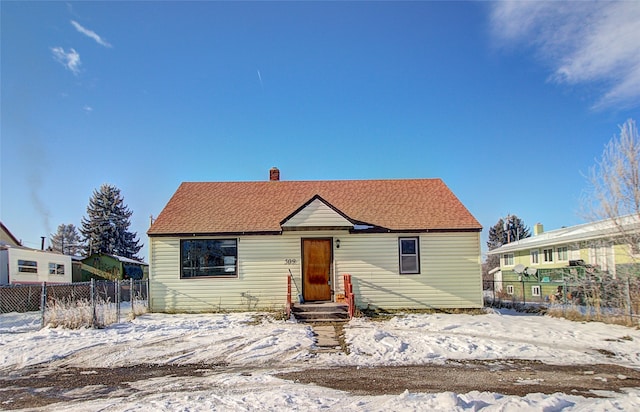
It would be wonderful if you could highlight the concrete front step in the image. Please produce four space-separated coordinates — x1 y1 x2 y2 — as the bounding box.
293 302 349 312
291 302 350 323
293 311 350 322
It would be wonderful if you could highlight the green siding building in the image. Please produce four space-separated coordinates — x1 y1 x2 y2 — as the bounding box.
488 216 640 303
80 253 148 282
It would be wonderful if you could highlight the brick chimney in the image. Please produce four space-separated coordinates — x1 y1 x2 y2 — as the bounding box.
269 167 280 181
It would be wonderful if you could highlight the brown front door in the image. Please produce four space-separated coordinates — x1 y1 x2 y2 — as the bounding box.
302 238 332 302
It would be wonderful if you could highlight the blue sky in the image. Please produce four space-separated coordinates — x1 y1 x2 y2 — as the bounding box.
1 1 639 259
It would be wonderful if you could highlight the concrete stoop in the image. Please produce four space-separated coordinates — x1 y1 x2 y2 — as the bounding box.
291 302 350 323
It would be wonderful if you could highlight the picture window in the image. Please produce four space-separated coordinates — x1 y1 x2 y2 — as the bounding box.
181 239 238 278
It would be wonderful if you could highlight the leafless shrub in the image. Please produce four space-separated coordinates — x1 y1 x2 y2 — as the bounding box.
45 298 94 328
44 297 119 329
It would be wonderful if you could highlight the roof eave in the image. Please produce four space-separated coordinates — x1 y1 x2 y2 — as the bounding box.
149 227 482 237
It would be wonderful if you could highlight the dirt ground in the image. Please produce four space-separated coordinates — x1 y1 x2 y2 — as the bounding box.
1 360 639 410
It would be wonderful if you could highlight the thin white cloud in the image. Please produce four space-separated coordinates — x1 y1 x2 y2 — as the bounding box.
51 47 81 75
83 105 93 113
71 20 112 48
257 69 264 89
491 1 640 110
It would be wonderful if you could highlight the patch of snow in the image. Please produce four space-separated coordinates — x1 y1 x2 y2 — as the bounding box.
1 309 639 410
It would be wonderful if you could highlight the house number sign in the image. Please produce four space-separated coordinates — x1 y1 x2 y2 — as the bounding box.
284 259 298 265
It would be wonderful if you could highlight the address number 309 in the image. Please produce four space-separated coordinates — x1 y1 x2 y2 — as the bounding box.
284 259 298 265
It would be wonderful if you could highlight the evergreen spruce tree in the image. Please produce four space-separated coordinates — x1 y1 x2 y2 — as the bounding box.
487 215 531 250
50 223 83 255
484 215 531 277
80 184 143 259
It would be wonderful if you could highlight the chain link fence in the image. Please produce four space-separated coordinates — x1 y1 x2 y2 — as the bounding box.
484 275 640 326
0 278 149 330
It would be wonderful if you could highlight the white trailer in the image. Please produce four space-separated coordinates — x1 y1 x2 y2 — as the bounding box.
0 246 72 285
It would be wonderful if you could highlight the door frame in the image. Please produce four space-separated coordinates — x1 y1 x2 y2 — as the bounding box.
301 237 334 302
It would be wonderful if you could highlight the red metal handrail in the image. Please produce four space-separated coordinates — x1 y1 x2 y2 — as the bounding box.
286 274 292 319
343 273 355 318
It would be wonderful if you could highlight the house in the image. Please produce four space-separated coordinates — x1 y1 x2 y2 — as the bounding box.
487 216 640 301
0 221 21 247
80 253 148 282
0 222 72 285
147 168 483 312
0 245 73 285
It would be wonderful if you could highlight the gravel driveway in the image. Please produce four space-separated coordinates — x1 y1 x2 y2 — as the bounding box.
2 360 639 410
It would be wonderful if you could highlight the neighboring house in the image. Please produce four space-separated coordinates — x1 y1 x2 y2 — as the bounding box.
147 168 483 312
0 245 72 285
0 221 21 247
487 216 640 301
80 253 148 282
488 266 503 293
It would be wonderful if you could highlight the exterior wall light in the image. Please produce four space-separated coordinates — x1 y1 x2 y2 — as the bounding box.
336 239 340 249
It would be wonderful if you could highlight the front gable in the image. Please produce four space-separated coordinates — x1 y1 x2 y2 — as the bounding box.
280 195 355 231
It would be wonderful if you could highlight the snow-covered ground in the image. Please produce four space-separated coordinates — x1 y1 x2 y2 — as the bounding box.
1 309 639 411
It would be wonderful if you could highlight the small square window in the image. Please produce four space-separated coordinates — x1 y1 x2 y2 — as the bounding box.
531 285 541 296
49 263 65 275
506 285 514 295
399 237 420 274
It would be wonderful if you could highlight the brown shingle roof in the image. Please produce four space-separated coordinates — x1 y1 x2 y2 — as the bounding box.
147 179 481 236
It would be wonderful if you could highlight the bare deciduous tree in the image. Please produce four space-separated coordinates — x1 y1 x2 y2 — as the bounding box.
583 118 640 264
50 223 83 256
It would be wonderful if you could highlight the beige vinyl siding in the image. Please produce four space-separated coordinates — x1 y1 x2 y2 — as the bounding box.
149 230 482 312
150 235 302 312
335 232 482 309
281 199 352 228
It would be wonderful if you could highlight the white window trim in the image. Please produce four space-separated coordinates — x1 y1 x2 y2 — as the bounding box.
530 249 539 265
399 237 420 275
531 285 541 297
18 259 38 273
48 262 65 275
557 246 568 262
543 248 554 263
506 285 514 295
503 253 514 267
